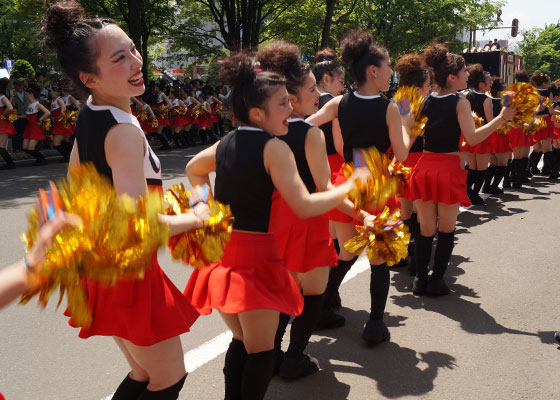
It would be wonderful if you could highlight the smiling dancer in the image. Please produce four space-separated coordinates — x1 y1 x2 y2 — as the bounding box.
22 83 51 166
44 2 210 399
410 44 515 296
307 31 412 343
184 51 368 400
0 78 17 169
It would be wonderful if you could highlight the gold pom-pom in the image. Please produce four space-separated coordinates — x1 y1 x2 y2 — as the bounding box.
191 108 203 119
1 109 18 123
20 163 169 328
523 117 547 136
344 147 400 212
138 110 149 121
150 118 159 128
389 161 412 197
59 110 78 129
502 82 541 126
173 105 187 116
216 104 223 114
164 184 234 269
394 86 427 136
472 112 484 128
344 206 410 266
40 118 52 132
42 99 51 110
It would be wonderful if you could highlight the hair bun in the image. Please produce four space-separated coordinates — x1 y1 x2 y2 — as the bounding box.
424 43 448 69
220 52 258 88
44 1 86 49
341 31 372 65
315 48 337 63
256 41 301 77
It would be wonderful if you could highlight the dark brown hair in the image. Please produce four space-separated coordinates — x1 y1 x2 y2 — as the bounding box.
43 1 115 95
220 52 286 126
341 31 388 85
256 41 310 96
514 69 529 83
490 77 504 97
531 70 550 87
467 63 486 90
315 48 337 63
424 43 465 89
312 48 344 86
0 78 9 96
395 54 430 88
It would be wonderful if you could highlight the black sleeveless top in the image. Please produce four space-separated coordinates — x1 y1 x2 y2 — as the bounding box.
409 99 424 153
537 88 551 116
422 94 462 153
75 97 162 186
492 97 501 119
279 119 316 194
338 92 391 163
466 90 489 123
214 127 275 232
318 93 337 155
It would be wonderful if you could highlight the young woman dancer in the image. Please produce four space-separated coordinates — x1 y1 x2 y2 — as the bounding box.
528 71 554 177
409 44 515 296
180 87 200 146
154 82 172 149
22 84 50 166
484 78 512 193
168 88 187 148
463 64 493 204
311 48 347 310
44 2 209 398
196 93 213 144
307 31 412 343
50 82 73 162
394 54 432 276
0 78 17 169
256 41 364 379
509 70 534 188
184 52 368 400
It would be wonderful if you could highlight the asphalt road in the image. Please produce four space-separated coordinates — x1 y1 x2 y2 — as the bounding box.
1 148 559 400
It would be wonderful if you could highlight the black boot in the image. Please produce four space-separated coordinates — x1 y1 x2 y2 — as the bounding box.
407 213 420 276
528 151 542 175
0 148 16 169
280 294 324 379
550 148 560 179
25 149 47 166
171 134 183 149
489 166 506 194
137 374 187 400
54 145 69 163
157 133 172 150
315 257 358 331
469 169 487 204
412 234 434 295
466 167 475 195
112 374 149 400
61 140 73 154
482 165 496 193
512 159 524 189
426 231 454 296
522 157 532 179
224 339 247 400
362 263 390 344
273 313 290 375
333 238 340 255
503 160 512 188
542 151 553 175
199 129 208 145
241 350 275 400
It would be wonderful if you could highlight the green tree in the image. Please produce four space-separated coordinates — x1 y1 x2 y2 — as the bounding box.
518 24 560 79
10 59 35 81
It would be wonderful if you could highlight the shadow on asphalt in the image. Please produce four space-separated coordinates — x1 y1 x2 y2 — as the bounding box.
268 308 456 399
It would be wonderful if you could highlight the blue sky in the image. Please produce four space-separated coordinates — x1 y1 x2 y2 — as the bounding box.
477 0 560 46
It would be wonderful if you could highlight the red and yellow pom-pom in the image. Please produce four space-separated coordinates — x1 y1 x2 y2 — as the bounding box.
523 117 547 136
216 104 223 114
157 104 168 116
20 163 169 328
1 109 18 123
137 110 149 121
503 82 541 126
344 147 401 212
40 118 52 132
472 112 484 129
59 110 78 129
191 108 203 119
394 86 427 136
41 99 51 110
344 206 410 266
150 118 159 128
173 105 187 116
164 184 234 269
389 161 412 197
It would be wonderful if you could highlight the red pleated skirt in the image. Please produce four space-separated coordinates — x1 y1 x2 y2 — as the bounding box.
509 127 535 147
399 152 423 200
491 132 512 154
324 153 353 223
269 191 338 273
409 153 471 207
23 115 45 140
553 126 560 140
184 231 304 316
140 119 156 134
185 106 196 125
66 253 199 346
51 121 73 136
170 113 187 129
197 113 211 130
534 116 554 141
462 134 493 154
0 119 15 135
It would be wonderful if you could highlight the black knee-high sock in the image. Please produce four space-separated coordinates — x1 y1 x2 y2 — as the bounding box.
287 294 325 357
415 234 434 279
137 374 187 400
224 339 247 400
61 140 72 153
112 374 149 400
552 148 560 172
274 313 290 352
0 148 14 165
513 159 524 186
54 144 68 159
432 231 455 280
466 168 475 192
241 350 275 400
25 149 45 161
504 159 512 185
369 263 389 320
322 256 358 312
483 165 496 190
543 151 553 172
472 169 487 195
491 166 507 189
333 238 340 255
529 151 542 170
403 213 419 250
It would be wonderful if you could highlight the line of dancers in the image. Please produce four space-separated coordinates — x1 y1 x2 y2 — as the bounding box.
2 1 556 399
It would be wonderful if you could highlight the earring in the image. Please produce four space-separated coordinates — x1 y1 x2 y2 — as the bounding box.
374 72 378 78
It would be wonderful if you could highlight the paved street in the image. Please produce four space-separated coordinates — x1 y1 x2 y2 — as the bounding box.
1 149 559 400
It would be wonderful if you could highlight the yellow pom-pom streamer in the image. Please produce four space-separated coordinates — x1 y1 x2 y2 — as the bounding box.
344 147 400 212
393 86 427 136
40 118 52 132
216 104 223 114
173 105 187 116
137 110 149 121
191 108 203 119
472 112 484 129
344 206 410 266
157 104 168 116
150 118 159 128
59 110 78 129
164 184 234 269
42 99 51 110
389 161 412 197
1 109 18 123
523 117 546 136
20 163 169 328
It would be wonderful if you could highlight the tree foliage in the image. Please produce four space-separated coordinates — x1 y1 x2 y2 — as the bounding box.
518 24 560 79
10 59 35 81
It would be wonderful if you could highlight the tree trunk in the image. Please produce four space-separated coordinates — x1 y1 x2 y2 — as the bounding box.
127 0 142 52
321 0 336 49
